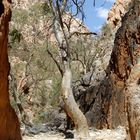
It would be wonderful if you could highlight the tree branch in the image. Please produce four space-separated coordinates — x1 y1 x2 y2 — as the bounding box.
47 49 63 77
69 31 97 39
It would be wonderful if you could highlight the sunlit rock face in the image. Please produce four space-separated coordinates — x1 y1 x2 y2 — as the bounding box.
12 0 43 9
0 0 21 139
88 0 140 139
107 0 133 28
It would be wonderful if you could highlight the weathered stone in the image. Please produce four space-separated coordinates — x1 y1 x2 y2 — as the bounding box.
0 0 21 139
107 0 132 28
88 0 140 139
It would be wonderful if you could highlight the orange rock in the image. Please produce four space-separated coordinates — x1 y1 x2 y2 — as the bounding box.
0 0 21 139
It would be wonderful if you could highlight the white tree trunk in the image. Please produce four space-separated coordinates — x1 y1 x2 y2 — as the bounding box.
61 67 89 137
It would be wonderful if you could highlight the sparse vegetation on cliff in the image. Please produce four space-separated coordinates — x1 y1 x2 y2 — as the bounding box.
0 0 139 139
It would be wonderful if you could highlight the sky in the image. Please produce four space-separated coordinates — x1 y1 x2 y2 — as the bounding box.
81 0 115 32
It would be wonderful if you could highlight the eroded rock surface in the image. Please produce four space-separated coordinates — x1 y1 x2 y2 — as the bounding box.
88 0 140 139
107 0 132 28
0 0 21 139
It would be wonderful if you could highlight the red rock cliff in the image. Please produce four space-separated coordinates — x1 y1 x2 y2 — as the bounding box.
0 0 21 139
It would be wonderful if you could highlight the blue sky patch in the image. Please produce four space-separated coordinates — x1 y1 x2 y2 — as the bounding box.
82 0 115 32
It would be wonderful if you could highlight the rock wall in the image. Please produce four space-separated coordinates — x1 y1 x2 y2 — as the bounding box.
88 0 140 139
107 0 133 28
0 0 21 139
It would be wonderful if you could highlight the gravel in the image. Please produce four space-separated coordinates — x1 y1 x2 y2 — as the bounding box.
23 126 126 140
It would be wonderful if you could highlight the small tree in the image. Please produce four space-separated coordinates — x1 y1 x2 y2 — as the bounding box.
47 0 90 137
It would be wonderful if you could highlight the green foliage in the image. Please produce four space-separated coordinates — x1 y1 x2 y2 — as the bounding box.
9 28 22 43
41 2 51 15
49 77 61 107
101 23 112 37
9 2 59 124
33 109 58 124
9 0 114 125
12 9 28 26
29 2 51 18
69 35 96 79
10 97 18 111
34 112 48 123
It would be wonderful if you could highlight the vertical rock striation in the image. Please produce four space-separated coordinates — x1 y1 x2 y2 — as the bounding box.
89 0 140 139
0 0 21 139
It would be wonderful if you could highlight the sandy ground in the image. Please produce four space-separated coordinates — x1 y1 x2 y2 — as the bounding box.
23 126 126 140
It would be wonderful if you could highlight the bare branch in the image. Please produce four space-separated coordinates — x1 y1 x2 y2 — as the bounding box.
93 0 96 6
56 1 71 61
47 0 56 16
69 31 97 39
72 0 86 20
47 49 63 77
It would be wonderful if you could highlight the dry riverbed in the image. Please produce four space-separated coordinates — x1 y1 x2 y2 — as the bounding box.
23 126 126 140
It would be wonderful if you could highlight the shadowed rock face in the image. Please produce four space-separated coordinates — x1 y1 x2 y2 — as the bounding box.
87 0 140 139
0 0 21 139
0 1 4 16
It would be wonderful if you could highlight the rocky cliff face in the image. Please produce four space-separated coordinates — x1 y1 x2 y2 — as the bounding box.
9 0 94 125
107 0 132 28
8 0 140 139
86 0 140 139
0 0 21 139
11 0 89 44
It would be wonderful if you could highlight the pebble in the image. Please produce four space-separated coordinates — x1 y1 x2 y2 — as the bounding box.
23 126 126 140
